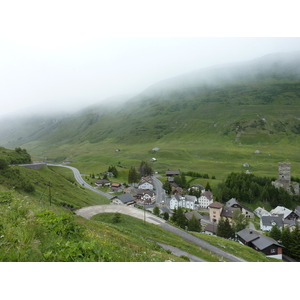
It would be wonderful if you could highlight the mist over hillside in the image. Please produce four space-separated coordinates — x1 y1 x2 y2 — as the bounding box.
1 50 300 155
134 50 300 99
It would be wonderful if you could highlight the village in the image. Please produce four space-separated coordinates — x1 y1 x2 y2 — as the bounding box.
91 161 300 261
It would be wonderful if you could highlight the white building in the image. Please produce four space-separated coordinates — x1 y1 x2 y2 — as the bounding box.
138 176 154 190
270 206 293 219
170 194 196 210
198 191 213 208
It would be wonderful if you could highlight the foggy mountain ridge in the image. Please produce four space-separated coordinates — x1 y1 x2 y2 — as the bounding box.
135 50 300 100
1 50 300 150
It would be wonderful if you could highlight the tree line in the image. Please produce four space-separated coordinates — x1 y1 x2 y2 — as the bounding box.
217 172 300 210
128 161 153 184
268 224 300 261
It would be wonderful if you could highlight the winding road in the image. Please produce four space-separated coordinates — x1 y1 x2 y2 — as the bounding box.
48 164 246 262
48 164 114 199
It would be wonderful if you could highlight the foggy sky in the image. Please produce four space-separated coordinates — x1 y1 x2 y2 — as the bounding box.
1 1 300 117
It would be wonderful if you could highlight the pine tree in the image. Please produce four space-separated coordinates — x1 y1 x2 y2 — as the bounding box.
163 212 169 221
176 207 187 229
205 182 212 191
171 207 177 223
217 217 233 239
128 167 139 184
139 161 153 177
187 214 201 232
269 224 282 242
281 226 292 257
290 224 300 260
163 181 172 195
153 206 160 216
180 172 187 189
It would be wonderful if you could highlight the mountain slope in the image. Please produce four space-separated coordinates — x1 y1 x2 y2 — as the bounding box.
1 51 300 176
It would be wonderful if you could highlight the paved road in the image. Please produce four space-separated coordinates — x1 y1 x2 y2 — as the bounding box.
75 204 246 262
160 223 246 262
49 164 246 262
152 175 172 214
152 175 165 204
47 164 114 199
75 204 166 225
157 242 207 262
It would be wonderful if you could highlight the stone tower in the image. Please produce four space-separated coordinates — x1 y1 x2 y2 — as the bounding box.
278 162 291 186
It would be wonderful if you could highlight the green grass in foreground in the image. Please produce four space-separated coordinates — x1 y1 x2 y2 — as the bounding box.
91 213 227 262
0 187 182 262
91 213 281 262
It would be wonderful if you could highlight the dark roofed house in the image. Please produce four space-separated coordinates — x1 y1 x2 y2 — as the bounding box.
166 170 180 176
237 228 283 260
111 194 136 206
95 179 111 187
226 198 254 218
203 223 217 236
189 184 205 191
221 206 239 221
185 211 203 224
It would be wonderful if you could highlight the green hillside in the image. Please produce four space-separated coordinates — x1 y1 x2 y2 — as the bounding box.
0 183 277 262
1 51 300 182
0 146 283 261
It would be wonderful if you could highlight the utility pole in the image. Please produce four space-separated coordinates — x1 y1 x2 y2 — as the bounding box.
48 181 52 206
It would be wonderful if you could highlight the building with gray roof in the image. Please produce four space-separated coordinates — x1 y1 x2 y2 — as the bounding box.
111 194 136 206
260 216 283 231
237 228 283 260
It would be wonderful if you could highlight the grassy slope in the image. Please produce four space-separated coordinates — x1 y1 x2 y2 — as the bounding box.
91 213 278 262
14 79 299 185
0 150 279 262
12 166 110 209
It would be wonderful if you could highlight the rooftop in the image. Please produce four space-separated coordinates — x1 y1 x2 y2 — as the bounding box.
208 201 224 209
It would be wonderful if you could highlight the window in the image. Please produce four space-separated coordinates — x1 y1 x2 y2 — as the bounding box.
270 249 276 254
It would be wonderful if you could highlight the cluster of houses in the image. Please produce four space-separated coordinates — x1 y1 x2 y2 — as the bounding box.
255 205 300 231
94 164 300 260
95 176 157 206
182 197 300 260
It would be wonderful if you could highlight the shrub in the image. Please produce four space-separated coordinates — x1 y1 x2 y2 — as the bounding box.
112 212 122 223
